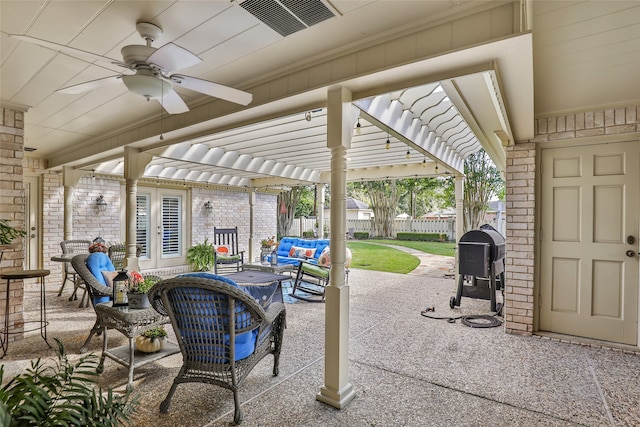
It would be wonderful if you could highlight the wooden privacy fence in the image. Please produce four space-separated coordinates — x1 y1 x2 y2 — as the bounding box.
287 217 506 241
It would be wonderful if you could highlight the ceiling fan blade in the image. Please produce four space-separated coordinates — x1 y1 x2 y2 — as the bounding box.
9 34 129 68
170 75 252 106
58 76 123 94
147 43 201 73
159 88 190 114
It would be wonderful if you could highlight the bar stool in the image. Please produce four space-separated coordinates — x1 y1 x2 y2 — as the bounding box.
0 269 51 358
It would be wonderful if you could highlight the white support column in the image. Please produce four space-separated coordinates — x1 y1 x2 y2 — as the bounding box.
62 167 85 240
248 189 256 262
123 147 153 271
316 86 356 409
317 184 325 238
454 174 464 282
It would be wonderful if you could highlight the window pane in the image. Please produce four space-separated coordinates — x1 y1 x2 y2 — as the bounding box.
162 196 181 256
136 195 150 258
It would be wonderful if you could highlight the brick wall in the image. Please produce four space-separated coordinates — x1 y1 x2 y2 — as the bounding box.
0 106 26 340
504 105 639 335
192 187 277 260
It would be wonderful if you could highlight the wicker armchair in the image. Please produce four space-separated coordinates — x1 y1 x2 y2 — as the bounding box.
59 239 91 305
148 275 286 424
107 243 143 271
71 254 178 391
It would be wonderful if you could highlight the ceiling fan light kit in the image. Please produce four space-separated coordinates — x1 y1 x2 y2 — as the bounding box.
9 21 252 113
122 72 170 101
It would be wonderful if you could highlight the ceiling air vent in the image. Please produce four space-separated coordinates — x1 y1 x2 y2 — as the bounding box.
240 0 336 37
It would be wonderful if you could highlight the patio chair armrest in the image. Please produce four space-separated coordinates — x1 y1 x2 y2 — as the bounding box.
262 301 285 324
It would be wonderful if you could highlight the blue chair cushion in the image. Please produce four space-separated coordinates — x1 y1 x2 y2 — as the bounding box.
86 252 115 305
177 272 259 361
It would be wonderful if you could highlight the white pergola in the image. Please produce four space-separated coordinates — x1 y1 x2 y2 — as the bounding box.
54 33 531 410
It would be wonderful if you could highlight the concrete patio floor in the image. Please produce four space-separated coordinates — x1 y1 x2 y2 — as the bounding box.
3 258 640 426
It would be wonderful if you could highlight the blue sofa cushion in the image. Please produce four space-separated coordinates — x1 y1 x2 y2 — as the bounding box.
273 237 330 266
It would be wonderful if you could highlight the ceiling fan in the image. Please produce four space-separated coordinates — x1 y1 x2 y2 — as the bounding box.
10 22 252 114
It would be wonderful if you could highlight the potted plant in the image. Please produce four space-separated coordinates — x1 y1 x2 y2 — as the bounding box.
135 327 168 353
0 219 26 247
186 238 216 271
127 273 160 309
0 339 137 425
260 236 277 265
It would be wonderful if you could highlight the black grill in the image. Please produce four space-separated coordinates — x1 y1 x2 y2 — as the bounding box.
450 225 506 312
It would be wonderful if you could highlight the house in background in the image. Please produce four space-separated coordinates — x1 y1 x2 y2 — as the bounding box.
324 198 373 221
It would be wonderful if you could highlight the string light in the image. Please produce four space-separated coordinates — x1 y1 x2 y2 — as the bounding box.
406 150 410 160
355 118 361 135
435 163 439 174
422 157 426 167
386 134 390 150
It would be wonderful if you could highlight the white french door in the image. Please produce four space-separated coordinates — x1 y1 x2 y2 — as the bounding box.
136 187 188 270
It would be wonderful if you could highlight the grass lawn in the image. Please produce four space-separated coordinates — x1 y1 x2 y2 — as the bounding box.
367 239 456 257
346 240 455 274
346 241 420 274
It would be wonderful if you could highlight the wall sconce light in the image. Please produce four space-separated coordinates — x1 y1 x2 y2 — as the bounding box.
305 111 311 122
204 201 213 212
96 195 108 212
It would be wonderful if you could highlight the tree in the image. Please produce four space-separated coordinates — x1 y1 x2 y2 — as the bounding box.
277 187 303 238
462 149 504 231
397 178 442 217
350 180 400 238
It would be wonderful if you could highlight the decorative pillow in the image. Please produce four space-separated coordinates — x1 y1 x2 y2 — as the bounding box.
318 247 331 267
288 246 317 259
214 244 230 255
101 270 118 287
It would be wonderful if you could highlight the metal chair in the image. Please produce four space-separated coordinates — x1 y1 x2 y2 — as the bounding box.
148 275 286 424
212 227 245 274
71 254 178 391
59 239 91 306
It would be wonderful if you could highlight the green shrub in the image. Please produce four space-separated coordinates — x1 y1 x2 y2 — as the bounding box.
0 339 137 426
353 232 369 240
396 232 446 242
302 231 315 238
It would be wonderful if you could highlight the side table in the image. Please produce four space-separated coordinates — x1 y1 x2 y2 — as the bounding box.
93 303 180 391
0 269 51 358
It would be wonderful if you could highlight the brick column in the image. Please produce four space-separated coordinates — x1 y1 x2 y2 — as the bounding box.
0 106 26 341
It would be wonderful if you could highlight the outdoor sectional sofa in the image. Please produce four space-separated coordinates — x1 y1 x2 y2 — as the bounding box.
270 237 329 266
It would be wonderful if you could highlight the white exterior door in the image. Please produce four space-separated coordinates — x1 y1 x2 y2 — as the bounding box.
135 187 187 270
540 141 639 345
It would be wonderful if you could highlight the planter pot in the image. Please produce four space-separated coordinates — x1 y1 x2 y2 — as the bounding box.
128 293 150 310
260 247 273 265
135 335 164 353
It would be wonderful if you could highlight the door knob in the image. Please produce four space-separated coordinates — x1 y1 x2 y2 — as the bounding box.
626 250 636 257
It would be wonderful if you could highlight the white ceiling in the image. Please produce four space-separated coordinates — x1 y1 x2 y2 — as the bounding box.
1 1 638 187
